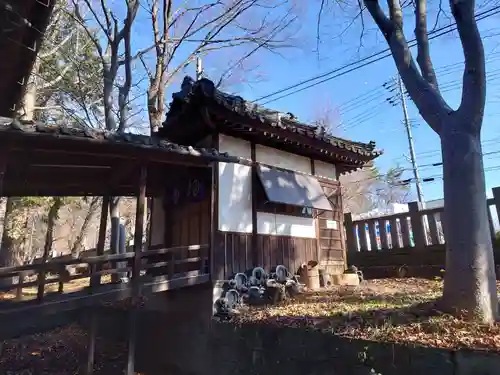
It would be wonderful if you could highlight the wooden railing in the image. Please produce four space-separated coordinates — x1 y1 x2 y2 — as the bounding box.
344 186 500 253
0 244 209 314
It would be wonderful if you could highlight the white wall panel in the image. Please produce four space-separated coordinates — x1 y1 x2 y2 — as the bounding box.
219 134 252 159
314 160 337 180
218 134 253 233
257 212 316 238
217 134 317 237
255 145 311 174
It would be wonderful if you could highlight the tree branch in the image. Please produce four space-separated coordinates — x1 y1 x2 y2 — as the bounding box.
415 0 439 89
364 0 393 38
38 65 72 90
118 0 140 133
451 0 485 132
364 0 450 134
70 1 105 62
39 31 76 59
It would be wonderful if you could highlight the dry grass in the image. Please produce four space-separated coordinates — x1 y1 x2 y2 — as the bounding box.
236 278 500 352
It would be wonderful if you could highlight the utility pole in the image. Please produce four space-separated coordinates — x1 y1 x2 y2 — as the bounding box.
196 54 203 80
397 75 424 204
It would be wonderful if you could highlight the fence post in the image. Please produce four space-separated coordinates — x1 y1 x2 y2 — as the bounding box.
492 187 500 238
344 213 358 252
408 202 426 248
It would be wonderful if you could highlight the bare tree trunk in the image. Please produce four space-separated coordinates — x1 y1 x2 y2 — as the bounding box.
71 197 101 258
441 121 498 321
361 0 498 323
0 198 23 268
109 196 121 254
42 198 63 261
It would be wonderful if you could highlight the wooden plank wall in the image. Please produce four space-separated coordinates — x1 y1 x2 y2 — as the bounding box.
317 179 346 274
170 197 210 247
213 232 317 280
163 195 211 274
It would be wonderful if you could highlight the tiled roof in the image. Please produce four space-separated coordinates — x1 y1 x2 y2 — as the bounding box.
0 117 239 163
165 76 382 159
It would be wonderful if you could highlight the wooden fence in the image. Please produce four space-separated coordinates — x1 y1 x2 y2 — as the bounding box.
0 243 209 315
344 187 500 278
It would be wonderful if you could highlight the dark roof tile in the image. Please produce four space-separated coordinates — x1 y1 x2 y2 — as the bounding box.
164 76 382 159
0 117 240 163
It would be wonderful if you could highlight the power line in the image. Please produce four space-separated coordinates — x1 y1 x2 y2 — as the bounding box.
344 162 500 187
394 136 500 163
254 6 500 105
338 50 500 129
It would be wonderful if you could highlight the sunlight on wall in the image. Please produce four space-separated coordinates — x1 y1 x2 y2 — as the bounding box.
217 134 324 238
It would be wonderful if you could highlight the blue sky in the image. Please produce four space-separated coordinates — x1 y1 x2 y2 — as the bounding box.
232 6 500 203
124 2 500 203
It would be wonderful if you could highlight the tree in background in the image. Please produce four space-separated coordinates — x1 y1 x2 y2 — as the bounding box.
319 0 497 322
70 197 101 258
17 0 103 124
0 1 104 269
70 0 141 256
312 103 410 215
139 0 298 133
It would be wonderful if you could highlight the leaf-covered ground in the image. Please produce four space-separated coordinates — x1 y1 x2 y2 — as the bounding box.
1 278 499 374
0 275 114 302
235 278 500 352
0 325 127 375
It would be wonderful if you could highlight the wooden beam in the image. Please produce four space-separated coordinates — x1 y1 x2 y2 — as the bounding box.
250 142 258 268
91 196 110 289
209 133 219 280
4 135 216 168
0 147 8 196
127 164 146 375
7 149 124 169
0 185 141 198
85 309 97 375
126 308 137 375
132 164 148 295
209 110 375 164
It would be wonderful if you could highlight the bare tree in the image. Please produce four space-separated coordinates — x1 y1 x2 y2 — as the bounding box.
312 103 409 214
72 0 139 132
70 197 101 257
323 0 497 322
13 1 102 123
71 0 141 257
139 0 298 132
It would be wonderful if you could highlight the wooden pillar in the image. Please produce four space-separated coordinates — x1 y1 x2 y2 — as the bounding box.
126 308 138 375
250 142 258 268
85 195 109 375
85 310 97 375
311 160 321 261
210 133 219 280
344 213 357 252
132 164 147 290
127 164 147 375
0 147 7 196
492 187 500 234
90 196 110 289
336 182 347 270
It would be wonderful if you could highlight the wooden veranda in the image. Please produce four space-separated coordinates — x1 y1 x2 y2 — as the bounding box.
0 118 238 326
